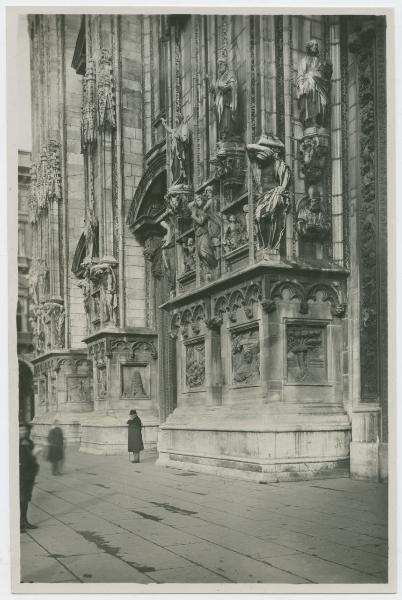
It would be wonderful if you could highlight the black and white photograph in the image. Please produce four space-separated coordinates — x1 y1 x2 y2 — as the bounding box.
5 4 396 593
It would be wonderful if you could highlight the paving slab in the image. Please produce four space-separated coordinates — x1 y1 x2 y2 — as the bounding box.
20 448 389 585
57 553 153 583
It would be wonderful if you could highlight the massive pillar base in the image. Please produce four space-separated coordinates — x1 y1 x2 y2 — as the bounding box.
31 350 93 446
79 410 159 455
157 406 351 483
349 406 388 482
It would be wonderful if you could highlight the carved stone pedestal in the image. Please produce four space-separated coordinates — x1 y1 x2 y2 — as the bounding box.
31 350 93 446
159 264 351 482
80 328 159 454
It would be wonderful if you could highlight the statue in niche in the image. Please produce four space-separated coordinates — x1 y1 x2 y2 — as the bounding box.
223 213 247 253
247 134 291 252
103 266 118 325
189 188 221 280
183 237 196 272
78 276 91 329
160 218 176 292
210 54 238 141
232 331 260 385
161 113 192 185
296 184 329 241
296 39 332 131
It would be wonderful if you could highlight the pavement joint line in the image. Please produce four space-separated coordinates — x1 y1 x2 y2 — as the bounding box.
32 484 235 583
35 465 387 558
36 467 388 548
32 476 314 583
26 453 388 584
21 532 81 583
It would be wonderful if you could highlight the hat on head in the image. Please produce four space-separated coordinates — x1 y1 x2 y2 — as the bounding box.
129 409 137 415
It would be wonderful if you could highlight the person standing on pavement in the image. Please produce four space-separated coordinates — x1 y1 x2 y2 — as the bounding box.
19 423 39 532
127 410 144 463
47 419 64 475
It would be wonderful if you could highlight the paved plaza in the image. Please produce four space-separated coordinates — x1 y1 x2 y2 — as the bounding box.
20 448 388 585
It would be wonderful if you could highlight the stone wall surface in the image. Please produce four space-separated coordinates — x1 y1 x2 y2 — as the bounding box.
25 13 388 481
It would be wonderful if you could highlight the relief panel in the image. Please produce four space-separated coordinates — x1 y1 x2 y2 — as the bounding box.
286 323 327 384
185 340 205 389
120 364 150 399
66 376 91 404
231 326 260 386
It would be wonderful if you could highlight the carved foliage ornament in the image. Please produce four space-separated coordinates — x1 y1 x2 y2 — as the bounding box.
81 58 97 151
29 141 62 222
97 49 116 130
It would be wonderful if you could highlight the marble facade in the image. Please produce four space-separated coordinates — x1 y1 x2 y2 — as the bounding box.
26 14 388 481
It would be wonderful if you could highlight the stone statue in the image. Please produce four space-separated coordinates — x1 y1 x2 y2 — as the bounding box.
104 266 117 325
296 39 332 131
160 218 176 292
247 134 291 251
183 237 196 272
161 113 191 185
223 213 247 252
211 55 238 140
78 277 91 329
296 184 329 241
189 189 221 279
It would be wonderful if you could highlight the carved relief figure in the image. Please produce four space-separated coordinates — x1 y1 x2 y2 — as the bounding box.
211 55 238 140
183 237 196 272
232 330 260 385
185 342 205 388
247 134 291 251
287 324 326 383
296 39 332 131
189 189 221 279
296 184 329 241
161 113 192 185
223 213 248 253
143 235 163 279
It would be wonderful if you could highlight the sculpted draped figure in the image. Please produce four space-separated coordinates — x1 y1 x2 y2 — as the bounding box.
211 55 238 140
189 186 221 279
296 39 332 130
247 134 291 252
161 113 191 185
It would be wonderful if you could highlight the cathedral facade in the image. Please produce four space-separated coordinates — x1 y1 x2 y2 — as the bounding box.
26 13 388 481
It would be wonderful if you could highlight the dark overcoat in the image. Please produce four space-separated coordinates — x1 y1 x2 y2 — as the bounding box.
127 416 144 452
19 439 39 502
47 426 64 463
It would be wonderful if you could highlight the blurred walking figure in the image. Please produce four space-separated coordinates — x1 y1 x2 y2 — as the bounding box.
127 410 144 463
47 419 64 475
19 423 39 532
